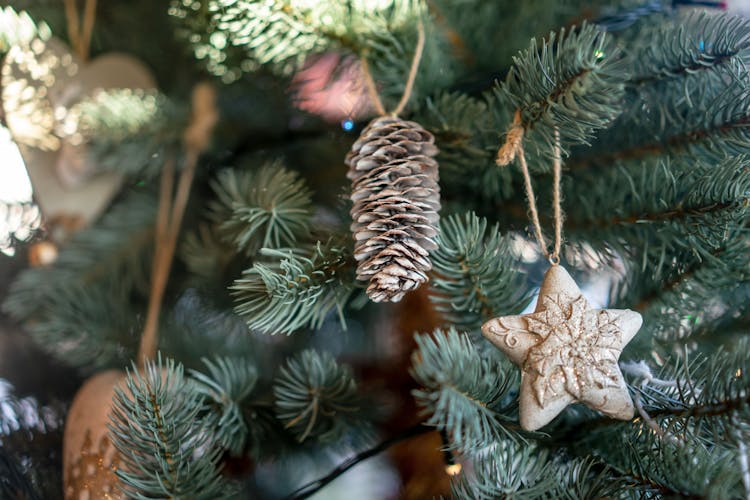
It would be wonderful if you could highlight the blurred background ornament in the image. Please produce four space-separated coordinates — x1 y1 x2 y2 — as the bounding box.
1 30 156 237
62 370 125 500
291 53 372 124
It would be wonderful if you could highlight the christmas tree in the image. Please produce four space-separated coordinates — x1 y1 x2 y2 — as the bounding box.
2 0 750 497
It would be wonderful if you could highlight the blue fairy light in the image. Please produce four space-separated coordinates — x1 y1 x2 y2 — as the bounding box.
342 119 355 132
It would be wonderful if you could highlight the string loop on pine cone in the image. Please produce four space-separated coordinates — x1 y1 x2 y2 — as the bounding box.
360 21 425 117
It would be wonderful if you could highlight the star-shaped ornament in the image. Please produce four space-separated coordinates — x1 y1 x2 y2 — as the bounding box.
481 265 642 431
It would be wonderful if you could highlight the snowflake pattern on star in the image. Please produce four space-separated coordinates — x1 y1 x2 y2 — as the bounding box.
524 293 622 408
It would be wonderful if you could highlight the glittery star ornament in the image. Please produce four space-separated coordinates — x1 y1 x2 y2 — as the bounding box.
481 265 642 431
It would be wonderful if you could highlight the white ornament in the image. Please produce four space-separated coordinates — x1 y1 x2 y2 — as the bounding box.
481 265 642 431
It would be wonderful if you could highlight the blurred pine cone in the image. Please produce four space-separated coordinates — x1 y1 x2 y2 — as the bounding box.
346 116 440 302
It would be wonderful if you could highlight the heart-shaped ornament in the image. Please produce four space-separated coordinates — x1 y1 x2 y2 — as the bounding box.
1 36 156 232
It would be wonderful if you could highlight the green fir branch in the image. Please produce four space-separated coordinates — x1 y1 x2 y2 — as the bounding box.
549 458 627 500
109 356 230 499
273 349 370 444
451 441 553 499
566 155 750 263
636 342 750 435
209 162 313 256
454 450 626 500
362 1 454 107
429 212 530 329
179 223 237 280
496 22 626 163
185 0 429 80
25 282 140 370
4 190 156 320
192 357 259 456
232 241 356 334
411 328 522 453
613 235 750 346
416 92 513 201
206 0 343 75
598 427 741 498
573 61 750 168
63 89 183 178
629 12 750 86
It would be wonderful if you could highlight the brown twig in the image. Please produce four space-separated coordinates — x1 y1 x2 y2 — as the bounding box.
62 0 97 61
137 83 218 367
137 156 197 367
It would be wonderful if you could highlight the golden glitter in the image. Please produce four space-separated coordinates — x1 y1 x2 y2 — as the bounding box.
64 430 123 500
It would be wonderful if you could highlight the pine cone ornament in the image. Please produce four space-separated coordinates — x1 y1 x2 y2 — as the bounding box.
346 116 440 302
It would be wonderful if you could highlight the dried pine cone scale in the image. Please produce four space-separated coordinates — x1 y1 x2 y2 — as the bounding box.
346 116 440 302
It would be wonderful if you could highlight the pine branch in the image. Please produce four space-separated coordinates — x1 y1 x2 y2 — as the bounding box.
3 191 158 369
232 241 356 334
639 343 750 434
209 161 313 256
495 22 626 163
202 0 346 76
572 13 750 170
192 357 259 456
430 1 616 74
451 441 554 499
274 349 370 444
178 223 237 280
4 190 157 320
24 281 141 369
569 95 750 168
610 235 750 347
565 155 750 263
429 212 530 329
109 356 230 499
629 12 750 86
62 89 183 178
595 429 742 497
415 92 513 201
179 0 435 91
411 329 523 453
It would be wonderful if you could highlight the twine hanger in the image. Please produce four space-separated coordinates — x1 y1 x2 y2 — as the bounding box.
360 21 426 117
497 110 564 266
63 0 97 62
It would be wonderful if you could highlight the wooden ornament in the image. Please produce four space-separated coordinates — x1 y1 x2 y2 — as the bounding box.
1 36 156 232
63 370 126 500
481 265 642 431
